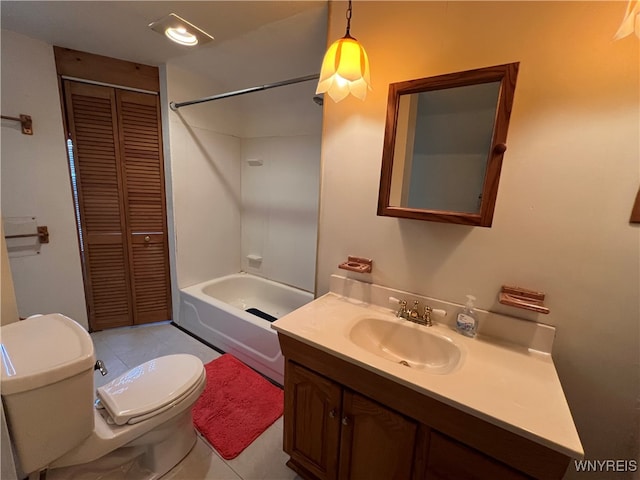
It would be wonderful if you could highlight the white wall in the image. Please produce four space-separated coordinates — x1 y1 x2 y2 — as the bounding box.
164 65 243 289
237 76 322 294
163 5 326 296
165 58 323 295
0 30 87 328
241 134 320 292
317 1 638 475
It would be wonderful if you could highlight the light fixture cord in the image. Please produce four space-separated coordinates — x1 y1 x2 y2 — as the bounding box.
345 0 353 37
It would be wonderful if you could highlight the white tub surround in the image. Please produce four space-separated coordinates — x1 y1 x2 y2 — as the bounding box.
272 275 583 461
179 273 313 384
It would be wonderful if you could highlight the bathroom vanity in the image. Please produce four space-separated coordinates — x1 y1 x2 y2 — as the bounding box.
272 276 583 480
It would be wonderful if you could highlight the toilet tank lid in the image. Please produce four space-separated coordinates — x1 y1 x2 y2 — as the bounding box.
0 314 95 395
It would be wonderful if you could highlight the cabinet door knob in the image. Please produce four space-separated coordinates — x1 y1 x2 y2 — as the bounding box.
144 235 151 242
329 409 336 419
341 416 349 426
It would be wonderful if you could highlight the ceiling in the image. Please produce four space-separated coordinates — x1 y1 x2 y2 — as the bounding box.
1 1 328 89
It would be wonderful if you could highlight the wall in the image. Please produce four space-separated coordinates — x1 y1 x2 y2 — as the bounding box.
165 63 322 295
1 23 323 329
164 65 243 291
317 1 639 476
1 222 19 325
241 134 320 292
1 30 87 328
236 71 322 294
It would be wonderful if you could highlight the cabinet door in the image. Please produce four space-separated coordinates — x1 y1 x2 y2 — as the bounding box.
425 432 531 480
338 390 417 480
284 362 342 480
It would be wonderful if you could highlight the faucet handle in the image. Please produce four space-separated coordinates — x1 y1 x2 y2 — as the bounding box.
94 359 108 376
422 305 447 317
389 297 408 317
422 305 447 326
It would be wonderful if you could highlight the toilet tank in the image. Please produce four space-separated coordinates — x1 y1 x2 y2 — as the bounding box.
0 313 96 475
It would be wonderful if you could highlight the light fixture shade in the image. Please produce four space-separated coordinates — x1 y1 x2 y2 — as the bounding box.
316 36 372 102
614 0 640 40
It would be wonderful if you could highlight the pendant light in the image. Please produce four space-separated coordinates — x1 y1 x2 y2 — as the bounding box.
316 0 371 102
614 0 640 40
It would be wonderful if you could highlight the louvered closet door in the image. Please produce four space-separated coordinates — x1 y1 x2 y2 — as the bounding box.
64 81 171 330
64 81 133 330
116 90 172 324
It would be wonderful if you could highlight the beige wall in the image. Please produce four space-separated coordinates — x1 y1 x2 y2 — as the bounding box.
317 1 639 475
1 30 88 329
1 223 19 326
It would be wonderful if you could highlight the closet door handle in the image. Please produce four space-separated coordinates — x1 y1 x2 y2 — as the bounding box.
144 235 151 243
328 409 336 419
341 416 350 426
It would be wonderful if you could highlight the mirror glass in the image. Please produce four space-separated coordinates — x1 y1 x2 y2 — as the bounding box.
378 63 519 227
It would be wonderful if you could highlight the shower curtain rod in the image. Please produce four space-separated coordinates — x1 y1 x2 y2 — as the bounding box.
169 73 320 111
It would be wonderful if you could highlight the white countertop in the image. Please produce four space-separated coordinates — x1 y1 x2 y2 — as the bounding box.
271 290 584 459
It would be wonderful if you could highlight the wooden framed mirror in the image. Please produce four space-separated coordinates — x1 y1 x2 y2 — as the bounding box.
377 63 519 227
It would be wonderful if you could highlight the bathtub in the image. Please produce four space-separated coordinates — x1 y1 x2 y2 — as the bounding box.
178 273 313 384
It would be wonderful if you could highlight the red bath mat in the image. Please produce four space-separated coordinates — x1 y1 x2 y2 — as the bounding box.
192 354 284 460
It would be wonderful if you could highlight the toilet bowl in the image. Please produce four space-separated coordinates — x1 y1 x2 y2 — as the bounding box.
0 314 206 479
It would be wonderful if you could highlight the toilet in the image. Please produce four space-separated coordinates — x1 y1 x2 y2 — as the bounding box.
0 313 206 479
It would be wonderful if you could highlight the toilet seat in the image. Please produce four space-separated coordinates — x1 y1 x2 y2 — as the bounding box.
96 354 204 426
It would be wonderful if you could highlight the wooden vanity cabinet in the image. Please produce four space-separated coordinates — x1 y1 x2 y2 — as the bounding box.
339 390 416 479
284 362 341 479
279 334 571 480
285 361 417 480
420 430 531 479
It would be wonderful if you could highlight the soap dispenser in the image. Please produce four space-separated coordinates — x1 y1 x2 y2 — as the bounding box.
456 295 478 338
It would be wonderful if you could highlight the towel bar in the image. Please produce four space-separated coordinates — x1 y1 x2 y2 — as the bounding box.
4 226 49 243
1 114 33 135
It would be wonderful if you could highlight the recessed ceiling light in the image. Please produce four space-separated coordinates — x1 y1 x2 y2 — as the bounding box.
148 13 214 47
165 26 198 46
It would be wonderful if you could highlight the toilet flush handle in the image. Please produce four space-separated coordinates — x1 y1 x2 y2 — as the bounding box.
94 360 108 376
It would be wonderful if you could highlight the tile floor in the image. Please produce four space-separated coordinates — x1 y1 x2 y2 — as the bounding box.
91 321 300 480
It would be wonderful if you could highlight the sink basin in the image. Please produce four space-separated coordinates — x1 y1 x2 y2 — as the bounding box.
348 317 462 374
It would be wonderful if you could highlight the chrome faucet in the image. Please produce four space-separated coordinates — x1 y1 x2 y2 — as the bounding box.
389 297 446 327
409 301 421 321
